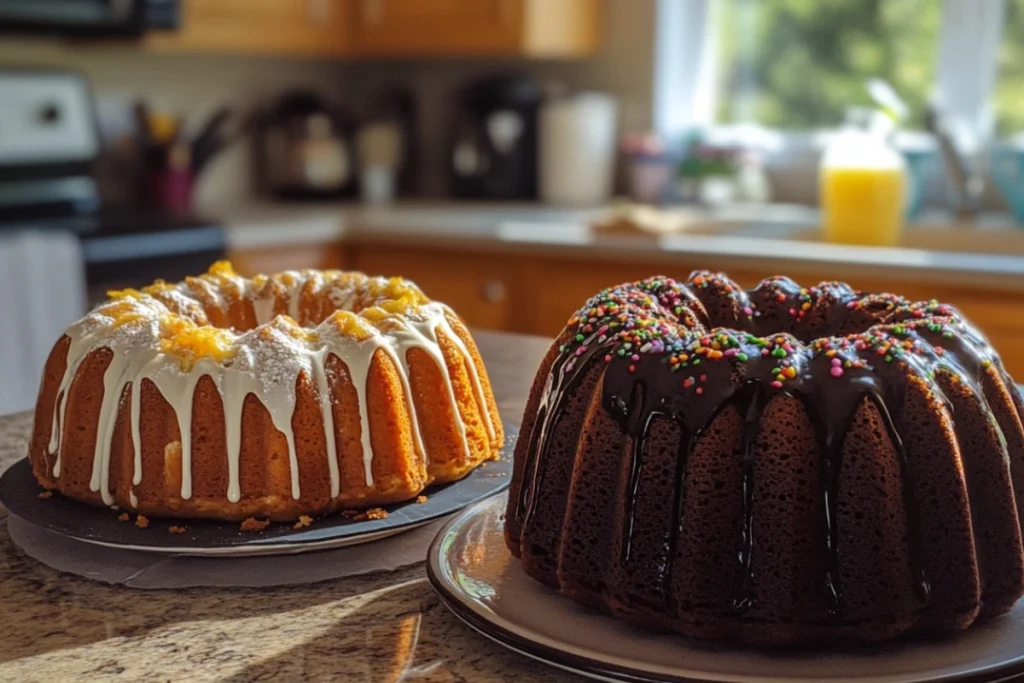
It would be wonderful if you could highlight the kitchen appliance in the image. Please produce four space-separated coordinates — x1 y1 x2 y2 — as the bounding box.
0 0 178 37
449 75 542 200
257 92 356 200
0 67 226 304
0 69 100 220
538 91 618 206
367 86 418 196
356 122 401 205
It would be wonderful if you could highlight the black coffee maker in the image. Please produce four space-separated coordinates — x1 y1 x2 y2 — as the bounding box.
448 75 542 200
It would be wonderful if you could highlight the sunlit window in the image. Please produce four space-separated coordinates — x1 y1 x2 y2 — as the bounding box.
712 0 941 131
995 0 1024 135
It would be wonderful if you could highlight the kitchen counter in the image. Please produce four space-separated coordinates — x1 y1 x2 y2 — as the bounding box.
216 201 1024 290
0 331 584 682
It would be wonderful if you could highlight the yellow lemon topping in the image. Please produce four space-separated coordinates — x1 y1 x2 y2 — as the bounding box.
206 260 237 278
159 316 235 370
141 280 176 295
98 261 439 371
268 317 320 343
324 310 376 341
107 287 145 301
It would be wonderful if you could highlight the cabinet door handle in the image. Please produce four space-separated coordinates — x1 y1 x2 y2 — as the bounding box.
482 280 507 303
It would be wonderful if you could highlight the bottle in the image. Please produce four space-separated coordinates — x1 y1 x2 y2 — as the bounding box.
820 108 907 246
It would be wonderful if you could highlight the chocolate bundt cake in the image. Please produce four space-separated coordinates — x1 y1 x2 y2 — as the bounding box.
29 262 502 521
505 271 1024 646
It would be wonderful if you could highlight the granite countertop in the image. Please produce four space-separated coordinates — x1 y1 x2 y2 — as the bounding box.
215 201 1024 290
0 331 587 682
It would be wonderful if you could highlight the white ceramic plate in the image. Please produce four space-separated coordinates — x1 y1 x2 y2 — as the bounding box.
427 492 1024 683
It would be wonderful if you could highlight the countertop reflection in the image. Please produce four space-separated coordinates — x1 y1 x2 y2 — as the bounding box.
0 331 587 682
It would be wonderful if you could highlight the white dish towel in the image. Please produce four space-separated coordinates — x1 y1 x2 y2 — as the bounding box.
0 230 86 416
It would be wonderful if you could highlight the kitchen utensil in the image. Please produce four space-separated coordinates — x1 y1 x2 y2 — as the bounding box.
147 111 179 146
190 106 233 174
539 91 618 206
926 103 984 218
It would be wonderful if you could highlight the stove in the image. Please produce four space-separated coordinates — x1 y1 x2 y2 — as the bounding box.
0 67 227 305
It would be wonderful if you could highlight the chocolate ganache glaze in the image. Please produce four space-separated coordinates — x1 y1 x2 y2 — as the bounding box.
506 270 1024 645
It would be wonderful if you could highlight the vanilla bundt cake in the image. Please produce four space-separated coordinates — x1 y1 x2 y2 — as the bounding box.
506 271 1024 645
28 262 502 521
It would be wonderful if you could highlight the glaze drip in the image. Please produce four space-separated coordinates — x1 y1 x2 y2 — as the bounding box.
735 383 766 612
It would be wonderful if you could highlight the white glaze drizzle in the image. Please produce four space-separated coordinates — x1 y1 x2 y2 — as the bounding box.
252 297 276 326
43 269 491 510
311 348 340 497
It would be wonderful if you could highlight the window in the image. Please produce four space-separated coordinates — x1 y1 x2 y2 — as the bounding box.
657 0 1018 141
996 0 1024 135
713 0 940 130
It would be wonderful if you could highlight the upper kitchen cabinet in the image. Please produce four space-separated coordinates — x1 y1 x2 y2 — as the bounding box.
346 0 601 57
146 0 350 57
147 0 600 58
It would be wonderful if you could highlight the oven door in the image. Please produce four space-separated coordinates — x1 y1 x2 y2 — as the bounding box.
0 0 178 37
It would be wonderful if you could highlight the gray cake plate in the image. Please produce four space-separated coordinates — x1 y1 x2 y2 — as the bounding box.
427 492 1024 683
0 423 516 557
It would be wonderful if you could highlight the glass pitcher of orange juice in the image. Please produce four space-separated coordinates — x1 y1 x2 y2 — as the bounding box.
820 110 907 246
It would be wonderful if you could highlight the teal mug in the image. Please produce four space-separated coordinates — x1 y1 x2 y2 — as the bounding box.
901 149 934 219
991 144 1024 223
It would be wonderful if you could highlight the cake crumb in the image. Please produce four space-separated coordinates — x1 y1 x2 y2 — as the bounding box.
363 507 388 521
135 514 150 529
342 507 389 522
241 517 271 532
37 491 53 499
168 525 187 535
117 512 130 522
416 495 428 504
293 515 313 529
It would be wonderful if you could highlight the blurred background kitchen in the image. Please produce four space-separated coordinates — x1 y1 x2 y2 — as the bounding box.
3 0 1024 415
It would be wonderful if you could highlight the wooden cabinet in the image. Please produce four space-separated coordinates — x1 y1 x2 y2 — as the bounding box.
346 0 520 55
229 243 347 276
148 0 600 58
147 0 349 56
347 0 600 57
